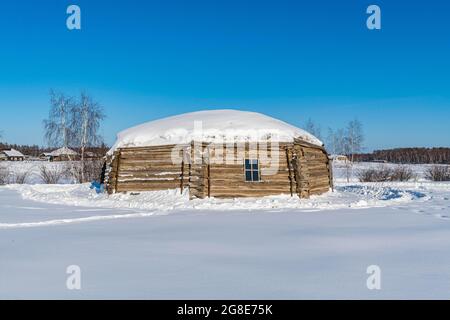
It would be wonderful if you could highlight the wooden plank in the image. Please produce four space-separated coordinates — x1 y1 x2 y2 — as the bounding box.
118 179 184 186
189 142 207 199
307 169 329 176
120 149 181 155
119 159 179 165
116 185 179 192
207 163 211 198
210 182 290 190
119 171 181 177
209 172 289 181
117 144 182 152
285 147 293 196
119 170 181 176
210 191 291 198
310 187 330 195
328 159 334 192
114 151 121 194
293 138 327 150
118 177 185 183
304 159 328 166
292 147 311 199
307 163 329 170
180 160 185 194
208 177 290 184
309 177 332 186
309 182 331 190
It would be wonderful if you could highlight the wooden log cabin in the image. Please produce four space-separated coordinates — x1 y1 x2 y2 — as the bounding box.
105 110 333 199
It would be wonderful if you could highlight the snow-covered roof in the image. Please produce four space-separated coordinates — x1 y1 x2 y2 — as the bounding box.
51 147 78 156
110 110 323 152
1 149 25 157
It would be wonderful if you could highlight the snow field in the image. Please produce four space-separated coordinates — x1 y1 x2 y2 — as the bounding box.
0 162 449 229
1 162 450 298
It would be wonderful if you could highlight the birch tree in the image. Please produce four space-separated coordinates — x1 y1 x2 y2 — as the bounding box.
342 119 364 182
326 128 347 155
43 90 75 148
304 118 322 140
345 119 364 163
326 128 336 154
73 92 105 182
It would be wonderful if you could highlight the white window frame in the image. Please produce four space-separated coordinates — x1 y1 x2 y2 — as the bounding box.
244 159 261 182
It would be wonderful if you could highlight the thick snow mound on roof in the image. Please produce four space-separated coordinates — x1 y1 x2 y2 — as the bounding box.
110 110 323 152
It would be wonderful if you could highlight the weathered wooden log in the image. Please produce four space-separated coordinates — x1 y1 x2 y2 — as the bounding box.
328 160 334 192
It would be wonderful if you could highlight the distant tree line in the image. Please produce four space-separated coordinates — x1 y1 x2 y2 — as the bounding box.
354 148 450 164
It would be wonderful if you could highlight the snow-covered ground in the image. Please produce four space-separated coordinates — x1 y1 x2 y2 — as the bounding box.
0 161 73 184
1 162 450 299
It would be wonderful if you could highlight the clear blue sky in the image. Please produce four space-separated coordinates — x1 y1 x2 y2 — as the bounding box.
0 0 449 151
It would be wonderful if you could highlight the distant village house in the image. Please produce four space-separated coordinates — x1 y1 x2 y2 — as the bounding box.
40 147 79 162
0 149 25 161
330 154 349 163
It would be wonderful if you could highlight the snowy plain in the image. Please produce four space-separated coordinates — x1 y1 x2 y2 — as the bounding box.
1 161 450 299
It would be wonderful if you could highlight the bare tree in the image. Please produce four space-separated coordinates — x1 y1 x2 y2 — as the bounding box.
357 166 392 182
425 165 450 181
0 164 9 185
10 170 30 184
43 90 76 148
43 90 106 183
39 164 66 184
68 160 104 184
345 119 364 163
326 128 336 154
339 119 364 182
72 92 106 183
304 118 322 140
326 128 347 155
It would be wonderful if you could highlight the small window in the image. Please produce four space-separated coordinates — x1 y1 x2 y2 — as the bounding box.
244 159 260 182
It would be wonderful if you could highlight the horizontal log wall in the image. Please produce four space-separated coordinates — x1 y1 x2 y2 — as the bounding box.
196 143 293 198
106 139 332 199
108 145 189 194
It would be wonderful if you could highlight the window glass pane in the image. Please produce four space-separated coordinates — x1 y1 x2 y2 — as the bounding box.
244 159 260 181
